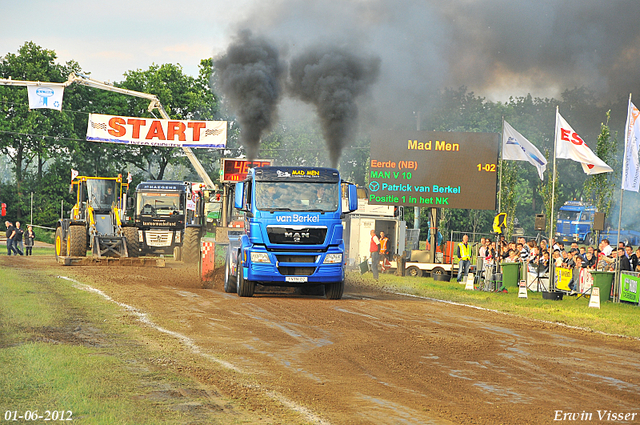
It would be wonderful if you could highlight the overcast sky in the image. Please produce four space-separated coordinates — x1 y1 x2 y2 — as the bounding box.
4 0 640 119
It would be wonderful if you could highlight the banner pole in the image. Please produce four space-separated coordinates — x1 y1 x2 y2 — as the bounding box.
550 106 559 244
498 116 504 213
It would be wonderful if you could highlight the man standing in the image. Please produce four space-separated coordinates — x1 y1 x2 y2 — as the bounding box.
369 229 380 280
379 231 389 272
5 221 13 255
456 234 472 283
14 221 24 255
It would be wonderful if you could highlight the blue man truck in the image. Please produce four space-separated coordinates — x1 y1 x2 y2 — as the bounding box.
223 166 358 299
556 201 597 245
556 201 640 246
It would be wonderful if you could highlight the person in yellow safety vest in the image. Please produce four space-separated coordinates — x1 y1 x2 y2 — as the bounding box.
456 234 472 283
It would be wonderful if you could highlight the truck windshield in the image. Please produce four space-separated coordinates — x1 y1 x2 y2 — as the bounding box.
557 211 579 221
255 182 339 212
87 180 117 210
137 192 183 216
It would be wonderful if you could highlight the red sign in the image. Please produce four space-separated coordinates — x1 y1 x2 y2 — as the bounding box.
221 158 271 183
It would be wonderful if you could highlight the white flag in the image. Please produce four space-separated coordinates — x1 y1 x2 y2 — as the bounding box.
621 99 640 191
502 120 547 180
555 110 613 175
127 172 132 184
71 169 79 182
27 83 65 110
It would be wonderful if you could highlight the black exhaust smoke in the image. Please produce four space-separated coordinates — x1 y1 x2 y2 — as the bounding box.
288 45 380 167
214 30 284 161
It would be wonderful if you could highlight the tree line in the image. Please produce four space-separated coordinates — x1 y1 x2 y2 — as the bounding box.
0 42 623 236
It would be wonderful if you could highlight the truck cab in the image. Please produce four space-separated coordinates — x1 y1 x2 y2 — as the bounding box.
556 201 596 245
132 181 206 262
225 166 358 299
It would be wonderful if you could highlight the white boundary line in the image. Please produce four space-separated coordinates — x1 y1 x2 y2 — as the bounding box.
380 287 640 342
56 275 331 425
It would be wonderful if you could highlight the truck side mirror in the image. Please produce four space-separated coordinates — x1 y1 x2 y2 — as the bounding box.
234 182 245 210
347 184 358 212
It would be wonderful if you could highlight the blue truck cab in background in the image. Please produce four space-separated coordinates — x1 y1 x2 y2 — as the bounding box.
224 166 358 299
556 201 597 245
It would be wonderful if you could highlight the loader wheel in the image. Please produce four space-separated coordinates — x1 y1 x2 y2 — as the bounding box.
67 225 87 257
55 227 67 260
236 256 255 297
325 281 345 300
182 227 201 264
123 227 140 257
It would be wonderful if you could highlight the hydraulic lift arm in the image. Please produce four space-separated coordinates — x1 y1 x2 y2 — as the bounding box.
0 74 217 190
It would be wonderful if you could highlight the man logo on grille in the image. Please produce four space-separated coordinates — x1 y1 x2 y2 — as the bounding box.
284 231 310 242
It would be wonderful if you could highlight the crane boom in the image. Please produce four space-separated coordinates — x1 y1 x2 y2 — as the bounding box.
0 73 217 190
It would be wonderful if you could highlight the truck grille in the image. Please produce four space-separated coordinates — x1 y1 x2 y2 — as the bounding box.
267 226 327 245
562 223 570 235
275 255 318 263
277 266 316 276
145 230 173 247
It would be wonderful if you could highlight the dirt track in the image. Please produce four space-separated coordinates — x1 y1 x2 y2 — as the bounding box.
20 256 640 424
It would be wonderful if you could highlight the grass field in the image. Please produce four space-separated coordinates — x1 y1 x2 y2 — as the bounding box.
0 258 247 424
350 270 640 339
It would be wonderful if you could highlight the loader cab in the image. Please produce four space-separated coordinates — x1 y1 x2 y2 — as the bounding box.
87 179 118 211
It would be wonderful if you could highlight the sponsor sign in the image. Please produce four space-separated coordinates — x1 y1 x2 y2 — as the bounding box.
86 113 227 148
620 272 640 304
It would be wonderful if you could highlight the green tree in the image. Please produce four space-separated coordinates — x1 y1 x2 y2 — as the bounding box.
584 110 618 221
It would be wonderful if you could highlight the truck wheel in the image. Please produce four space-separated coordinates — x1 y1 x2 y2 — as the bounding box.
407 266 423 277
325 281 344 300
173 246 182 262
182 228 200 264
67 225 87 257
123 227 140 257
236 257 255 297
224 251 237 293
584 233 594 245
55 226 67 259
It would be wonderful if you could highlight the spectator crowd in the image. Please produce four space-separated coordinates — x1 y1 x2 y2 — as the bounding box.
476 236 640 293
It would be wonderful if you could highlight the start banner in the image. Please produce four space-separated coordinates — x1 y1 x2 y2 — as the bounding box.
86 113 227 148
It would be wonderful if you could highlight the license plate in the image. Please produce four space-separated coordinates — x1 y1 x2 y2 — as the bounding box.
285 276 308 283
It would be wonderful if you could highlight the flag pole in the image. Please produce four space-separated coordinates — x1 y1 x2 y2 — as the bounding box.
498 116 504 212
614 93 632 302
550 106 559 245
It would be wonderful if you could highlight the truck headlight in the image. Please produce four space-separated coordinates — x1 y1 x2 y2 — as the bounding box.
323 253 343 264
251 252 270 263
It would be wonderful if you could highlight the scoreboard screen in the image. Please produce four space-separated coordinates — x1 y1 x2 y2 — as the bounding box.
221 158 272 183
369 130 499 210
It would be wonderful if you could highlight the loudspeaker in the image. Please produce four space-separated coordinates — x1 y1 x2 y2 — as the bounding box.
534 214 546 231
593 212 605 231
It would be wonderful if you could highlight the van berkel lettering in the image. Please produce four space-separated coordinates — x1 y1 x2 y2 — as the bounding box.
275 214 320 223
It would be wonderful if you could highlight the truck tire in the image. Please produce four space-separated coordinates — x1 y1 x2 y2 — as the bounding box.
67 225 87 257
123 227 140 257
224 252 237 293
173 246 182 261
182 228 201 264
236 256 255 297
407 266 423 277
55 226 67 260
325 281 344 300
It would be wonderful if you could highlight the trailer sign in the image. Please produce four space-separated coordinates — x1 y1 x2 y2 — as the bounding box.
369 130 499 210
